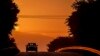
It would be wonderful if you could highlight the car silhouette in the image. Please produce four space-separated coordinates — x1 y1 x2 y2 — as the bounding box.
26 43 38 52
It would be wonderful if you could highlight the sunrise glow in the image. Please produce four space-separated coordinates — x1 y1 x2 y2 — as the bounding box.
15 26 19 31
13 0 75 52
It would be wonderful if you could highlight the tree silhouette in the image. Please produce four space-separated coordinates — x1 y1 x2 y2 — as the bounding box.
47 36 76 52
0 0 20 55
67 0 100 49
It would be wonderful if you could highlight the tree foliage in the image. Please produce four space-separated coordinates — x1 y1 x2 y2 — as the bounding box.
67 0 100 49
0 0 20 55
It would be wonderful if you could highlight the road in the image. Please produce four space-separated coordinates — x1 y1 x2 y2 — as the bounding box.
17 52 81 56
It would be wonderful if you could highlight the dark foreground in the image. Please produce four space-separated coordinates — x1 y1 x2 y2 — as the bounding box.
17 52 82 56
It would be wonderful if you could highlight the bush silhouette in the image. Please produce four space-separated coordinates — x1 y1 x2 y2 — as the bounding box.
47 36 76 52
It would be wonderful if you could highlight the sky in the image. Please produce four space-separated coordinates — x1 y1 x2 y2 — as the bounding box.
13 0 75 52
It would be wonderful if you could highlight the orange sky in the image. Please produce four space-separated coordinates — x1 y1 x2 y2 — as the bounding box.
13 0 75 52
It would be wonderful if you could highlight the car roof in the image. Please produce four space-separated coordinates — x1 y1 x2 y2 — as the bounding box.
27 43 38 45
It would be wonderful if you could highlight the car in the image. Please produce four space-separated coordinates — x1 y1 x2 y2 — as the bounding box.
26 43 38 52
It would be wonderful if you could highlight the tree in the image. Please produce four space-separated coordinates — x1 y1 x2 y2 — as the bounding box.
47 36 76 52
0 0 20 55
67 0 100 49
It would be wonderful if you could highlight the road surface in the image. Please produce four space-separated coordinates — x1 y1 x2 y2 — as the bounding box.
17 52 81 56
